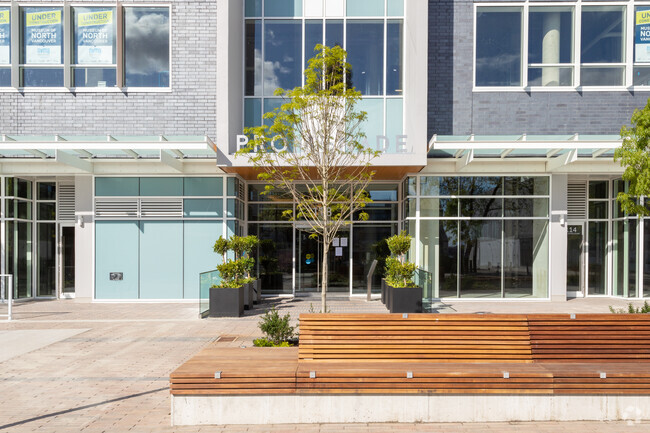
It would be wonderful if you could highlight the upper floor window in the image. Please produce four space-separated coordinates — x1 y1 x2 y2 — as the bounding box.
0 4 170 90
244 0 404 152
474 3 649 90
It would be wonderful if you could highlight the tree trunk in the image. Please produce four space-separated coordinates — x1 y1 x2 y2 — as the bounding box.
321 242 328 313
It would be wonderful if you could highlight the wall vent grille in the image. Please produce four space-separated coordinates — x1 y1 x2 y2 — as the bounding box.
567 182 587 220
140 198 183 218
58 184 75 221
95 199 139 218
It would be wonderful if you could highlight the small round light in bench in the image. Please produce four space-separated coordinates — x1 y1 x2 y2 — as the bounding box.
503 372 509 379
407 371 413 379
310 371 316 379
214 371 222 379
600 372 607 379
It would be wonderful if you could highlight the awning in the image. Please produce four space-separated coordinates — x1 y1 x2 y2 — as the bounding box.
428 134 622 171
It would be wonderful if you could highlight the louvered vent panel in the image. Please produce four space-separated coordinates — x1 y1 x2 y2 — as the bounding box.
58 184 75 221
238 180 245 200
567 182 587 220
95 199 139 218
140 198 183 218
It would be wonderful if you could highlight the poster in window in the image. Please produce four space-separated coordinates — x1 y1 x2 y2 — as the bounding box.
76 9 114 64
0 9 10 64
636 7 650 62
24 8 62 64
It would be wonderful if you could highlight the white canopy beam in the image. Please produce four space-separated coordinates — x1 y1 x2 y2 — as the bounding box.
55 150 93 173
546 149 578 172
160 150 183 172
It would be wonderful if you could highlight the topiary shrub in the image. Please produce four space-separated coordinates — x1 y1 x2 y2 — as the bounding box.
384 231 416 288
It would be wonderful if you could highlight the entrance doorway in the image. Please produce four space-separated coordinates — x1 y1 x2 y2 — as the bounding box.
567 223 584 296
60 225 75 297
296 227 350 293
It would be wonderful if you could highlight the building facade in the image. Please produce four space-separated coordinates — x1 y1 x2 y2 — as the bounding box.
0 0 646 303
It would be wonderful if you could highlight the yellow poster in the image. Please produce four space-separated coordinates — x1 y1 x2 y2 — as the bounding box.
637 10 650 26
78 10 113 27
26 10 61 27
0 10 9 25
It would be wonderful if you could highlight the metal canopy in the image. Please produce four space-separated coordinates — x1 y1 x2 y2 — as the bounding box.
428 134 622 171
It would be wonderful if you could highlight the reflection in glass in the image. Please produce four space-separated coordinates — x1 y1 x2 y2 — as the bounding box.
355 203 397 221
421 176 458 196
6 221 33 299
365 184 398 201
504 198 548 217
386 20 403 95
504 220 548 298
37 223 56 297
420 220 458 298
245 20 262 96
352 224 396 294
504 176 549 195
459 176 502 195
73 67 116 87
124 7 169 87
21 68 63 87
580 66 625 86
588 221 608 295
634 66 650 86
38 182 56 200
326 20 343 48
460 220 502 298
614 219 636 297
589 180 609 199
528 67 573 86
249 223 293 294
347 20 384 95
460 198 502 218
0 68 9 86
476 7 522 86
581 7 624 63
248 203 292 221
420 198 458 218
589 201 608 219
264 20 301 95
305 20 323 68
37 203 56 221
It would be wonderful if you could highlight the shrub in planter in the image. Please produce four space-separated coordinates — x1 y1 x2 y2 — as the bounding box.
254 307 296 346
384 231 420 313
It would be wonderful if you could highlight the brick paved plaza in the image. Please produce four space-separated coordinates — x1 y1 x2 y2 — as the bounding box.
1 296 649 433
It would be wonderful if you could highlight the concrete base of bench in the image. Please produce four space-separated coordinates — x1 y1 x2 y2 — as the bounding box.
172 394 650 425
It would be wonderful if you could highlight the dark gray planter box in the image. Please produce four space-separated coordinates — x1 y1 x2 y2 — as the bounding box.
388 285 422 314
381 279 386 304
253 279 261 303
209 286 244 317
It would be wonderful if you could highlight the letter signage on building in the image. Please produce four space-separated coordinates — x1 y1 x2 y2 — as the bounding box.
0 8 10 65
636 7 650 62
24 8 62 64
76 9 114 64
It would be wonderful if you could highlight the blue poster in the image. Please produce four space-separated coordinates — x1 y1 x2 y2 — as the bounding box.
636 7 650 62
75 8 114 64
0 8 9 65
24 8 62 64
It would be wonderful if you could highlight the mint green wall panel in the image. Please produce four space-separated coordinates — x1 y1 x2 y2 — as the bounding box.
95 178 139 196
184 177 224 196
95 221 139 299
139 221 183 299
183 221 223 299
184 199 223 217
140 177 183 196
347 0 384 16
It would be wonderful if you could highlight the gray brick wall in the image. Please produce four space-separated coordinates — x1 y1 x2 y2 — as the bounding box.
0 0 216 138
428 0 650 137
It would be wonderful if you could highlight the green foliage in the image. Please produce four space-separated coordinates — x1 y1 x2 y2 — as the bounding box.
258 307 295 345
386 231 412 259
253 338 291 347
616 99 650 216
308 302 331 314
213 235 260 288
384 232 416 288
609 301 650 314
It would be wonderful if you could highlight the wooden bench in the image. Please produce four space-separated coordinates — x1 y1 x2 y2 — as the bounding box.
298 314 533 363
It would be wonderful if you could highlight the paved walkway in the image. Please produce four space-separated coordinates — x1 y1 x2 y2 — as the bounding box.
0 296 649 433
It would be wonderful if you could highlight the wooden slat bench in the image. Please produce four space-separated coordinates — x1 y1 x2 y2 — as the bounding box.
298 314 533 363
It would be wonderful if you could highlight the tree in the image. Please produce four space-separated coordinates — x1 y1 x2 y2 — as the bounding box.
237 45 381 312
616 99 650 216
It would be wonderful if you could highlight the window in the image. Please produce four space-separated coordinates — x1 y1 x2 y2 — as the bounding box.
475 4 648 89
20 7 64 87
0 6 10 87
244 1 404 152
124 7 170 88
73 7 117 88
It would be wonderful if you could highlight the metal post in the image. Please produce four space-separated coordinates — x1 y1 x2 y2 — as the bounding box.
1 274 12 321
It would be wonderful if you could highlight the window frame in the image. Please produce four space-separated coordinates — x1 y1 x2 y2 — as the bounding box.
0 2 172 93
473 1 650 92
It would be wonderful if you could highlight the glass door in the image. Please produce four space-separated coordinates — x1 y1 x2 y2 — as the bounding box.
296 226 350 294
567 223 584 296
60 225 75 297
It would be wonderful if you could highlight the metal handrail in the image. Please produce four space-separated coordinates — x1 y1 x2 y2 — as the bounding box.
366 260 378 301
0 274 14 321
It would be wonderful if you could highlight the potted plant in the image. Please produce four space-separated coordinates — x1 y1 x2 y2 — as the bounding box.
209 235 259 317
384 231 420 313
241 235 260 304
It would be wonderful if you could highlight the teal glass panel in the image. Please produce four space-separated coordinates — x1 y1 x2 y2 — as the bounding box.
95 221 139 299
184 199 223 218
385 98 403 153
265 0 302 17
227 199 236 218
347 0 384 16
227 220 236 237
184 177 223 196
95 177 139 196
139 177 182 196
227 177 237 196
244 98 262 127
387 0 404 16
139 221 183 299
184 221 223 299
245 0 261 17
357 98 384 150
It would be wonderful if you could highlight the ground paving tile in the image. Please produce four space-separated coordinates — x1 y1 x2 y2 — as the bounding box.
1 296 649 433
